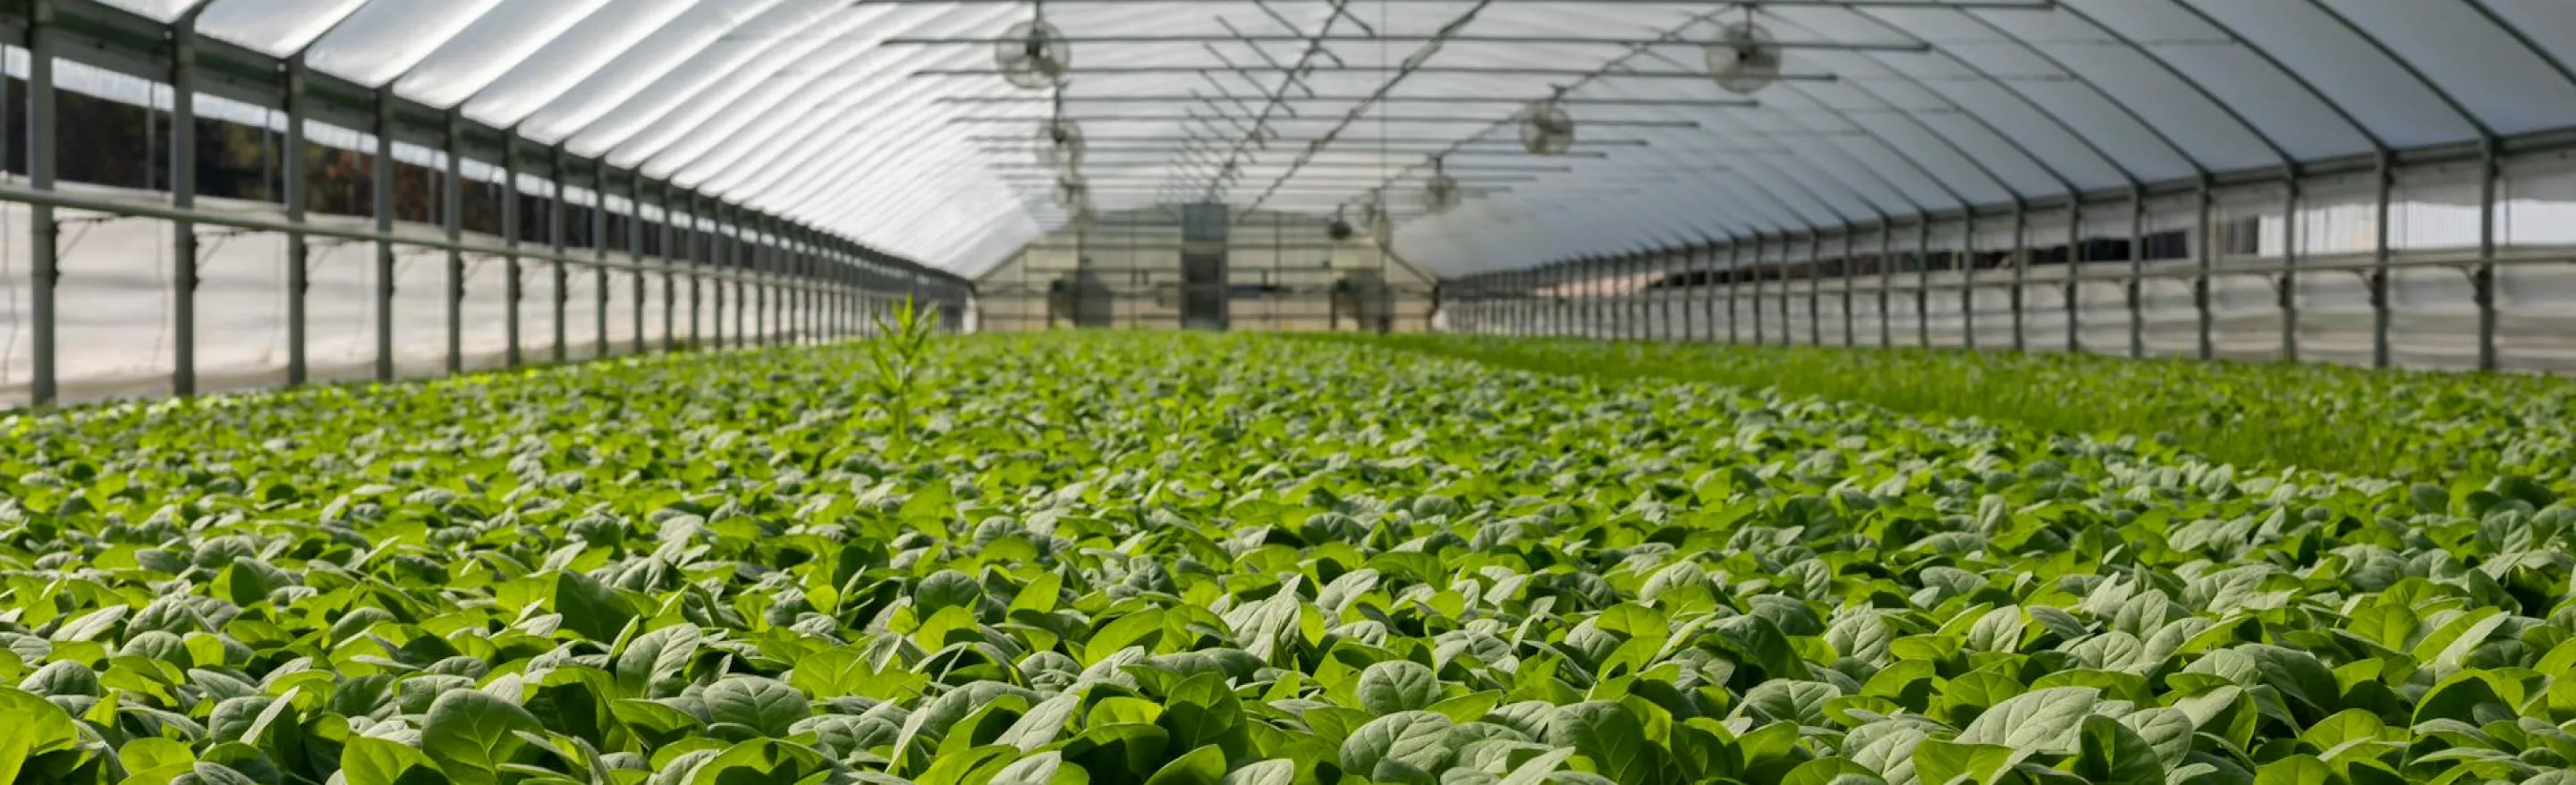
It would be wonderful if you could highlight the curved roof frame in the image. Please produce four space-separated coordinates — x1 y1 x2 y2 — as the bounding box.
17 0 968 291
48 0 2576 280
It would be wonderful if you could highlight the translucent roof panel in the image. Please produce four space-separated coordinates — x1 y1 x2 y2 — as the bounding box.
120 0 2576 278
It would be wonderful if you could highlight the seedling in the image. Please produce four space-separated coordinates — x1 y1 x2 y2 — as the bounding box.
865 296 941 456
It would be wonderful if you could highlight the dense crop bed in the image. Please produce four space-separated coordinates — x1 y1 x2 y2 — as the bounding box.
1327 333 2576 489
0 333 2569 785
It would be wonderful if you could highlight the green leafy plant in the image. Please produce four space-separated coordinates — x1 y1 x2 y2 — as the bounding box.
865 295 942 456
1312 332 2576 490
0 331 2563 785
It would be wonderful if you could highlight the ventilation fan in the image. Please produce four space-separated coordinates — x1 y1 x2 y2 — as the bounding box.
1326 207 1356 241
996 17 1070 89
1706 19 1784 95
1038 117 1084 169
1421 156 1463 215
1521 99 1575 156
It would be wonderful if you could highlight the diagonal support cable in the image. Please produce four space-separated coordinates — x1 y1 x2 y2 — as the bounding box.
1238 0 1503 212
1181 0 1360 201
1277 6 1746 216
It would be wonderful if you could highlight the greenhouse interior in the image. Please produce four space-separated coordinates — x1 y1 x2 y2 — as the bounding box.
6 1 2576 784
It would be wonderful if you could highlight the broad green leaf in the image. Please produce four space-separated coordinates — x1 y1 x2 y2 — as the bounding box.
704 677 812 738
1358 661 1444 714
1142 745 1228 785
1543 702 1659 785
1956 688 2097 754
341 736 442 785
422 691 543 785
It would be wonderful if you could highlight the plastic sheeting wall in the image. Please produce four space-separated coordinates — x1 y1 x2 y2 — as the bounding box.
0 201 818 408
1442 256 2576 373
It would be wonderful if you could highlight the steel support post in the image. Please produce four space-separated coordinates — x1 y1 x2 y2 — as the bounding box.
819 237 833 342
756 219 772 346
1839 232 1856 347
592 160 610 360
1606 257 1622 339
1727 241 1744 344
1543 267 1555 336
1916 220 1932 348
741 215 757 347
1806 233 1822 347
774 221 790 344
1780 237 1797 346
549 148 569 363
2477 141 2501 372
1750 237 1766 344
170 12 199 395
1546 266 1558 336
1685 247 1704 342
26 0 58 405
1555 262 1572 337
691 198 705 349
1526 269 1539 335
660 184 677 352
1514 267 1535 334
1589 258 1603 338
629 174 647 357
284 57 310 384
1565 261 1581 337
1535 267 1546 336
502 141 521 368
1611 256 1627 340
2371 155 2394 368
733 210 749 347
796 233 811 343
2281 174 2301 363
2195 179 2215 361
1796 236 1813 346
2009 207 2027 354
806 233 821 342
1635 254 1651 341
791 233 805 343
1962 213 1979 351
2065 204 2082 354
373 87 397 382
443 111 465 375
1576 258 1592 338
1533 267 1548 336
1650 252 1666 341
708 199 725 349
1613 256 1629 340
2128 192 2146 359
1877 224 1894 348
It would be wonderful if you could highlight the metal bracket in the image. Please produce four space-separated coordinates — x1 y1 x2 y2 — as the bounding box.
2466 266 2495 308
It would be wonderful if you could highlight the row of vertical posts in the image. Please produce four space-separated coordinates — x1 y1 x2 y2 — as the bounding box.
9 0 968 407
1443 159 2512 373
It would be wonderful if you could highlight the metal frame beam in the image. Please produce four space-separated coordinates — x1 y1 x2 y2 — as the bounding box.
915 65 1820 80
887 33 1924 50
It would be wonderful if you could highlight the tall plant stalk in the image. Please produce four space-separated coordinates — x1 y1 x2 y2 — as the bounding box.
865 297 940 457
